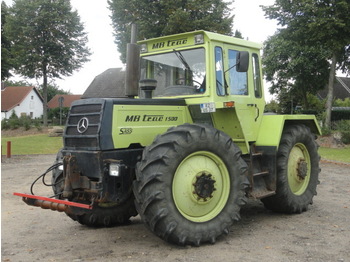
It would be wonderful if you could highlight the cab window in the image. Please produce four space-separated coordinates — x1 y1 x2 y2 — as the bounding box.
215 47 225 96
228 49 248 95
252 53 262 98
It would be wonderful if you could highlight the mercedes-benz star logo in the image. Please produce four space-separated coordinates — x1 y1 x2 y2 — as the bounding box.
77 117 89 134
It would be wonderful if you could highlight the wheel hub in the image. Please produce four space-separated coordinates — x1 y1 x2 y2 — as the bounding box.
297 159 308 180
193 173 216 201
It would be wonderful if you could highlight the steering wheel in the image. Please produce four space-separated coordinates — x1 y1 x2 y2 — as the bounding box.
175 78 202 86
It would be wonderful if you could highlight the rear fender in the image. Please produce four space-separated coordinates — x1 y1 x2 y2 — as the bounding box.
255 115 321 148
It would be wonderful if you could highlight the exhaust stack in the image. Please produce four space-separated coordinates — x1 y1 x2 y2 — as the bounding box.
125 24 140 98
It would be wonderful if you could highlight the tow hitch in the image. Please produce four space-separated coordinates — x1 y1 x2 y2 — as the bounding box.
13 192 92 212
13 161 93 214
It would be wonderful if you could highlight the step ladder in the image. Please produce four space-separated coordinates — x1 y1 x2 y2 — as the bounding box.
248 145 276 199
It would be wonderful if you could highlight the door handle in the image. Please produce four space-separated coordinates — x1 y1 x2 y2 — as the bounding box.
247 104 260 122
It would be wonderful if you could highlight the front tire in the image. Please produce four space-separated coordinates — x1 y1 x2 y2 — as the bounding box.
133 124 248 246
261 124 320 213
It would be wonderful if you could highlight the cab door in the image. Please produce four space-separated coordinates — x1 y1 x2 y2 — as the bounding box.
224 45 265 142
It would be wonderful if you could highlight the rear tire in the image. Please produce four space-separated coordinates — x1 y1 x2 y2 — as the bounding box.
133 124 248 246
261 124 320 213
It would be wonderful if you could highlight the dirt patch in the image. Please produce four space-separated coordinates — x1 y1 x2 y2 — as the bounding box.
2 155 350 262
316 134 346 148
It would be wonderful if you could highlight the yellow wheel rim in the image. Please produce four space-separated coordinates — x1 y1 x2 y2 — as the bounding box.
287 143 311 195
172 151 230 222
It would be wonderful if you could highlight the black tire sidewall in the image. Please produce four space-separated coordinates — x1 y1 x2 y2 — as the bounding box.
134 124 247 245
263 124 319 213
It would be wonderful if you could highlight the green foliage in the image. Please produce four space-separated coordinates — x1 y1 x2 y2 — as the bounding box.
1 1 13 80
4 0 91 126
320 125 332 136
334 97 350 107
37 83 71 102
1 118 10 130
233 30 243 39
108 0 234 63
9 110 18 119
5 0 91 80
7 118 20 130
3 79 31 87
48 107 69 125
336 120 350 144
1 114 42 131
265 99 280 113
300 93 326 121
306 94 326 112
20 116 31 131
262 0 350 119
262 30 329 109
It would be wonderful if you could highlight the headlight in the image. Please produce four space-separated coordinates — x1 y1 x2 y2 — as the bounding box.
194 34 204 44
109 162 121 177
140 43 148 53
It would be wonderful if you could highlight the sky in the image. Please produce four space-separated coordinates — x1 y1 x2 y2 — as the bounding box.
4 0 278 96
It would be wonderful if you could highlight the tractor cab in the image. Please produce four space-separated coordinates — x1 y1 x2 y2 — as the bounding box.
138 31 265 153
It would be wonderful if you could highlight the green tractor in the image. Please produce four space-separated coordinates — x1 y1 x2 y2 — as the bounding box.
16 29 321 246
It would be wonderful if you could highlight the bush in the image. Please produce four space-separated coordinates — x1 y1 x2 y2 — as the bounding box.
1 119 10 130
34 119 42 131
321 125 332 136
336 120 350 144
18 116 31 130
9 118 20 130
341 132 350 144
1 115 44 131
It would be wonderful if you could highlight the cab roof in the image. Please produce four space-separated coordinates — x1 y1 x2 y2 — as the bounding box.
138 30 262 51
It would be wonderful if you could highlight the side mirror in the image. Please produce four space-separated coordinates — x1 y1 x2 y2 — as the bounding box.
236 51 249 72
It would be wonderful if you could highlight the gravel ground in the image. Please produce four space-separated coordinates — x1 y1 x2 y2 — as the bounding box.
2 154 350 262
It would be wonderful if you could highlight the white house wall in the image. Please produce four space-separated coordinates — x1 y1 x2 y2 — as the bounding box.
2 89 43 119
1 112 8 120
18 89 43 118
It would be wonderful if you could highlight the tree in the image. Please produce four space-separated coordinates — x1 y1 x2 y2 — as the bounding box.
108 0 234 63
1 1 13 80
37 83 71 102
263 30 329 110
262 0 350 128
4 0 91 126
265 99 280 113
3 80 32 88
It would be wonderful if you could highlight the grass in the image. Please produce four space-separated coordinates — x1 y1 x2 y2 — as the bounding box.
1 133 350 164
318 147 350 163
1 134 63 155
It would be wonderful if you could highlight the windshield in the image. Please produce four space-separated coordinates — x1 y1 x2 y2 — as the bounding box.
140 48 206 97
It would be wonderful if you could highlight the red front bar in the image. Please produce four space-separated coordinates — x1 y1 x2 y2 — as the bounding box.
13 192 92 209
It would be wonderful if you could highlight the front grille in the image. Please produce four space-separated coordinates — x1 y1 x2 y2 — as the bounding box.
65 138 98 148
68 115 101 125
70 104 102 114
66 126 99 136
64 101 104 150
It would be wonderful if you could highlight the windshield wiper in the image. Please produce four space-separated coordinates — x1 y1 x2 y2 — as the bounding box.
173 49 192 73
